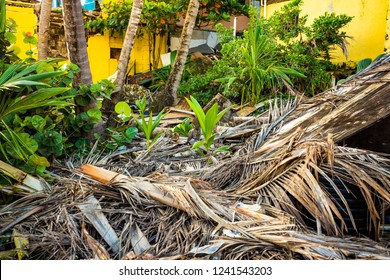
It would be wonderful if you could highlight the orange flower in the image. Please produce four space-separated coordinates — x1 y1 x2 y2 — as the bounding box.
215 3 221 8
160 19 166 24
25 32 32 37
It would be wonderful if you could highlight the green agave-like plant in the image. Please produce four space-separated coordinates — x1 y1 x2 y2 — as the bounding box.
218 23 305 105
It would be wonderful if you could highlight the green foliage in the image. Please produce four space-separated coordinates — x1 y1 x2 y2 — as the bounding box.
197 0 249 26
356 58 372 73
114 98 166 149
219 22 305 104
184 0 353 101
34 130 63 157
337 53 386 84
268 0 353 95
111 101 138 148
0 121 48 174
115 100 132 121
185 96 232 155
0 58 115 175
105 126 138 149
0 62 70 121
133 97 167 148
22 31 37 62
150 51 192 90
172 117 192 137
87 0 248 35
150 51 181 90
75 79 114 107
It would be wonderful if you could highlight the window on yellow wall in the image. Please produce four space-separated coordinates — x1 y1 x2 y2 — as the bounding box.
110 48 121 60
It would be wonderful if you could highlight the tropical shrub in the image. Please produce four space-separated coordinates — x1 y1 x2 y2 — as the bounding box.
0 60 71 174
180 0 353 103
268 0 353 95
217 21 305 104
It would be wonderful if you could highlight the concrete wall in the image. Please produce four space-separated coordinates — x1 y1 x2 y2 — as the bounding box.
265 0 388 63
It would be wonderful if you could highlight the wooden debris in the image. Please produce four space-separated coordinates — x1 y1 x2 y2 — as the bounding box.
0 206 44 235
234 106 258 117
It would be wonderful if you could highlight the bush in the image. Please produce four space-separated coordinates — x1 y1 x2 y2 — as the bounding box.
180 0 353 103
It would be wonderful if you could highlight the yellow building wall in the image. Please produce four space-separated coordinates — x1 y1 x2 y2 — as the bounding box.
6 1 167 83
88 0 168 82
6 5 38 60
266 0 388 63
87 32 167 82
385 0 390 52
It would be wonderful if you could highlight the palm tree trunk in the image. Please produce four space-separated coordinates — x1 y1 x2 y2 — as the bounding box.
62 0 93 88
62 0 99 139
103 0 144 121
152 0 199 111
38 0 52 60
114 0 144 91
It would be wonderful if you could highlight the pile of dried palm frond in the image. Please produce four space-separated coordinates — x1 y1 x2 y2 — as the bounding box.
2 56 390 260
1 130 390 259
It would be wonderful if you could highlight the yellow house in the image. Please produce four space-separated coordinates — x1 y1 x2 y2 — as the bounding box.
5 0 166 83
262 0 389 63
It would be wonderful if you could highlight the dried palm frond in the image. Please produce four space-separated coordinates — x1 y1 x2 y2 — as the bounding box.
1 160 389 260
225 133 390 238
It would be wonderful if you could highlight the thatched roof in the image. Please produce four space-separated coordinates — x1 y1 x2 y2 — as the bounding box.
1 55 390 260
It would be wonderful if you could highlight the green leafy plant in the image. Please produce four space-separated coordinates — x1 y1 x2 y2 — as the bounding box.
172 117 192 137
0 59 71 174
114 98 167 149
0 121 50 174
0 1 19 63
186 1 353 103
22 31 37 62
185 95 232 155
74 79 114 108
133 97 167 148
218 22 305 104
105 127 138 150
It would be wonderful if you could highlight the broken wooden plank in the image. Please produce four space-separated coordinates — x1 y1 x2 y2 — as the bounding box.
235 106 258 117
